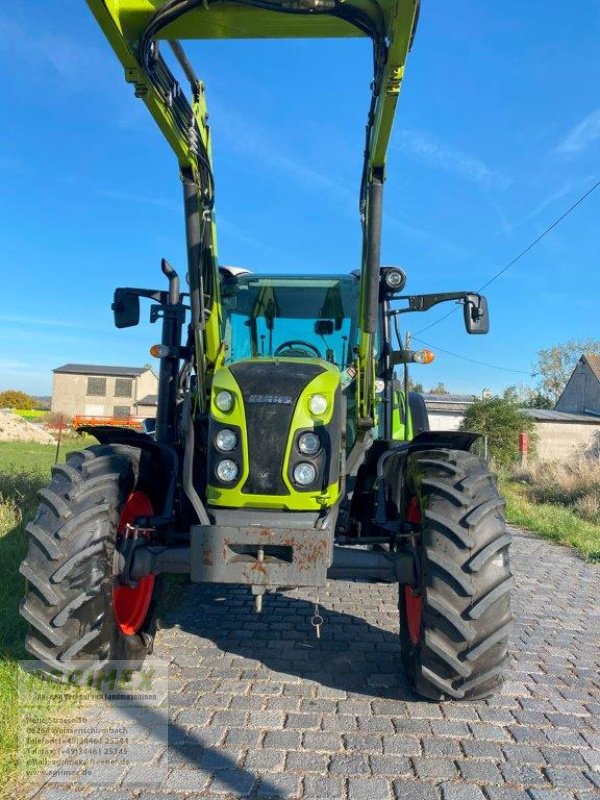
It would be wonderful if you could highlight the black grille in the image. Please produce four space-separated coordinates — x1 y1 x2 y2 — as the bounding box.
230 361 325 495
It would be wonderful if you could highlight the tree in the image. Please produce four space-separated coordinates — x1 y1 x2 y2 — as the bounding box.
411 381 424 394
429 382 449 395
534 338 600 404
459 395 535 467
502 384 553 409
0 389 36 410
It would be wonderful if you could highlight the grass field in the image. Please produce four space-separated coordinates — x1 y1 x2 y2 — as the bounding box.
501 477 600 562
0 435 187 798
0 435 96 798
12 409 46 421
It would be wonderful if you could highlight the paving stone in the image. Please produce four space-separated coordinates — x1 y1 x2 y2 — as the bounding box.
482 790 530 800
263 730 301 749
459 760 505 784
412 757 458 780
544 768 595 790
440 784 487 800
392 780 440 800
461 740 504 760
328 753 371 775
303 776 345 799
256 774 301 798
285 750 329 773
348 777 392 800
344 733 384 754
502 744 548 765
208 768 257 796
500 763 548 787
423 737 462 757
370 754 413 776
540 748 585 768
243 749 286 771
164 768 212 792
32 533 600 800
303 731 344 752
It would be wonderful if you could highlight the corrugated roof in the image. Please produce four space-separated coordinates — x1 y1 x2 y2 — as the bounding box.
54 363 148 377
134 394 158 406
583 353 600 381
523 408 600 424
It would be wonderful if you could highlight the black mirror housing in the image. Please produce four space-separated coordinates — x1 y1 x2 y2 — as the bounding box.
464 294 489 335
112 288 140 329
314 319 334 336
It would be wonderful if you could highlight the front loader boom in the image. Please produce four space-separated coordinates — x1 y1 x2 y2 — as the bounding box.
86 0 420 421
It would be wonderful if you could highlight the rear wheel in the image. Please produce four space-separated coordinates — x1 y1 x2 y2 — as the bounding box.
19 444 159 676
399 448 512 700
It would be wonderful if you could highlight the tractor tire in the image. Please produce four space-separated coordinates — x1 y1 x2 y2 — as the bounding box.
19 444 160 677
399 448 512 700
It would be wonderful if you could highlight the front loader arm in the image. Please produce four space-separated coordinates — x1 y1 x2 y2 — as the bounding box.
86 0 419 418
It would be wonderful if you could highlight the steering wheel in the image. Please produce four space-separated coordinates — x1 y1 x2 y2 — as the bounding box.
273 340 322 359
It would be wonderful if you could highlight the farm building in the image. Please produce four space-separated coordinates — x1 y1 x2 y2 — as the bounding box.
51 364 158 421
134 394 159 418
555 353 600 417
422 393 475 431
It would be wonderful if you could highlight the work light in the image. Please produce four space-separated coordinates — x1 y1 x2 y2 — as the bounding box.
216 429 237 451
216 459 238 482
308 394 327 415
298 432 320 455
215 390 234 412
293 462 317 486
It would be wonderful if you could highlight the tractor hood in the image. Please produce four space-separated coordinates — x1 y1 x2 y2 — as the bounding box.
206 358 342 511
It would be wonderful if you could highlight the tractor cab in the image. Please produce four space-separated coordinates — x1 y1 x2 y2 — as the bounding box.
219 272 359 368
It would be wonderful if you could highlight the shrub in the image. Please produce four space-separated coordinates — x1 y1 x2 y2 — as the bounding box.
0 390 36 410
460 395 535 467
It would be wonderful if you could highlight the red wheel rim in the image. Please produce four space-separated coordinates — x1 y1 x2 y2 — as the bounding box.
405 496 423 645
113 491 155 636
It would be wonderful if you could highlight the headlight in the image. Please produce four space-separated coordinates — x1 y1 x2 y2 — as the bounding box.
216 459 239 482
383 267 407 291
308 394 328 415
298 432 320 455
293 462 317 486
215 429 237 452
215 390 234 412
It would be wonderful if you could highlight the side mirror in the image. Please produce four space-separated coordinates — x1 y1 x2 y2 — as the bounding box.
314 319 334 336
112 289 140 329
464 294 489 335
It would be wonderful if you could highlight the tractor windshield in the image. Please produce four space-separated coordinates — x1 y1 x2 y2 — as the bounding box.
220 274 358 369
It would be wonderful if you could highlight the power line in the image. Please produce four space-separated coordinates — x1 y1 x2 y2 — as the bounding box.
413 336 530 374
415 176 600 335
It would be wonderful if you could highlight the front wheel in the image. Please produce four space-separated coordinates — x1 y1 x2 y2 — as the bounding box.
19 444 160 676
399 448 512 700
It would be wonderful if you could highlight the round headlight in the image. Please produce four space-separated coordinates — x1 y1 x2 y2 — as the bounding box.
215 390 234 412
384 268 406 291
308 394 328 415
298 432 320 455
215 429 237 452
293 462 317 486
216 459 239 482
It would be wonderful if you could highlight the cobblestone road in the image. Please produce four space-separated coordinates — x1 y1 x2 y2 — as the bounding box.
32 529 600 800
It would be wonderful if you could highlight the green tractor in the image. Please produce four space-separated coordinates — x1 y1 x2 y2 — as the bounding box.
20 0 512 700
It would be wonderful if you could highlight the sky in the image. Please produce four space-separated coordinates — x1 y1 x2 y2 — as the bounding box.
0 0 599 396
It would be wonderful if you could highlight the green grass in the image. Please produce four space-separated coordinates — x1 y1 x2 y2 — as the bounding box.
501 477 600 562
0 435 97 475
0 438 95 798
12 410 46 421
0 436 183 797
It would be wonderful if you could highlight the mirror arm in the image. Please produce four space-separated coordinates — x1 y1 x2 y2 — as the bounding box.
389 291 475 315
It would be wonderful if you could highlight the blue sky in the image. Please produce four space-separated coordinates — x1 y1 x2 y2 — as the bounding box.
1 1 599 396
